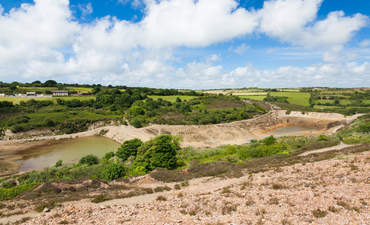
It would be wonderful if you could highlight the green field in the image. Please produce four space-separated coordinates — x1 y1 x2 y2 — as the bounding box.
148 95 196 102
0 96 96 104
239 95 266 101
270 92 311 106
17 86 93 93
314 105 342 109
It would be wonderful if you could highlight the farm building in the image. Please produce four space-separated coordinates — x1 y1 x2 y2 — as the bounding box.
53 90 69 96
26 92 36 96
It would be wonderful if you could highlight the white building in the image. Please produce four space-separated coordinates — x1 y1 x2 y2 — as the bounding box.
26 92 36 96
53 90 69 96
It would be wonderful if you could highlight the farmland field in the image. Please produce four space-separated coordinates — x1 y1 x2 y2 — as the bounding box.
0 96 96 104
239 95 266 101
270 92 311 106
148 95 196 102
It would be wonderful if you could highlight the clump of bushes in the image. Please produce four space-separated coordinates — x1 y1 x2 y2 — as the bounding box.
79 154 99 166
100 163 125 181
116 138 143 161
132 135 180 173
103 152 115 161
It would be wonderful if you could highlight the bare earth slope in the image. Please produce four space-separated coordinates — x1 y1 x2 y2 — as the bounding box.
1 110 362 148
16 150 370 225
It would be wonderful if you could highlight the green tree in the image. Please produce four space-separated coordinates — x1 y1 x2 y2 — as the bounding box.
134 135 180 172
43 80 57 87
116 138 143 161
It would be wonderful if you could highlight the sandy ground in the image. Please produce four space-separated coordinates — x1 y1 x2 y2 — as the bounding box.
0 110 361 150
6 150 369 225
299 142 359 156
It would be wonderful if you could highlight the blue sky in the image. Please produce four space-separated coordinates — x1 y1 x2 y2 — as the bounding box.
0 0 369 88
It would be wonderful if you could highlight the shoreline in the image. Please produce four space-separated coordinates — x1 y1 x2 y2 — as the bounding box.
0 110 362 175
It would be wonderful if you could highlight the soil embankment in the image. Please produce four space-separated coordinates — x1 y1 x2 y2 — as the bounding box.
0 110 361 149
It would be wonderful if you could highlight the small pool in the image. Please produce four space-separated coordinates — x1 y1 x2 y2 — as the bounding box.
267 126 318 136
18 136 120 172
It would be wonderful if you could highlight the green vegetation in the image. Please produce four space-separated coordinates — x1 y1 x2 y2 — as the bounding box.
148 95 196 102
132 135 180 173
1 112 369 201
116 138 143 161
100 163 125 181
337 114 370 144
126 95 265 128
79 155 99 166
270 92 311 106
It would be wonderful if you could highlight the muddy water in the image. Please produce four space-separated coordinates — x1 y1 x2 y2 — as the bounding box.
267 126 318 136
18 136 120 172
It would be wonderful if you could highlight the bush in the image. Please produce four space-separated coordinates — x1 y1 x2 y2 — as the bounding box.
358 122 370 133
79 154 99 166
100 163 125 181
116 138 143 161
103 152 115 161
261 135 277 145
55 160 63 167
133 135 180 172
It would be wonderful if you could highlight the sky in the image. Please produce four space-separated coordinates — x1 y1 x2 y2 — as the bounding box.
0 0 369 89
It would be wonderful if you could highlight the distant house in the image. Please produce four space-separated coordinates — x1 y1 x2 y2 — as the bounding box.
26 92 36 96
0 93 5 97
53 90 69 96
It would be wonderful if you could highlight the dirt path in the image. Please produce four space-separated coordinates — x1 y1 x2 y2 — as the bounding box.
299 142 358 156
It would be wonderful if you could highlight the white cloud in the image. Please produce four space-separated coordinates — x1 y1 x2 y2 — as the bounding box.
140 0 259 48
78 2 93 19
259 0 368 51
0 0 368 88
230 43 250 55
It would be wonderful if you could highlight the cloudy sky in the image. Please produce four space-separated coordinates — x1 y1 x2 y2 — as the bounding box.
0 0 369 88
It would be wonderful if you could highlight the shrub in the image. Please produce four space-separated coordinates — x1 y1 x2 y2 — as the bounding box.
312 209 328 218
103 152 115 161
100 163 125 181
156 195 167 201
261 135 277 145
116 138 143 161
79 154 99 166
133 135 180 172
358 122 370 133
55 160 63 167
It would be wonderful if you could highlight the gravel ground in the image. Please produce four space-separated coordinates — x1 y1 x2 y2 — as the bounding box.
16 151 370 225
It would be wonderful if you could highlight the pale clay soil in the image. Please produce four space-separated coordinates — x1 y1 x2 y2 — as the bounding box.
6 150 369 225
0 110 361 150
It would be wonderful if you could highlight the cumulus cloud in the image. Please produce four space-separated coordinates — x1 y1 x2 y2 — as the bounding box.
259 0 368 50
0 0 368 87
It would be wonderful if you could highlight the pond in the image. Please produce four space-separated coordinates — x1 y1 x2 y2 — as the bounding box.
18 136 120 172
266 126 318 136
